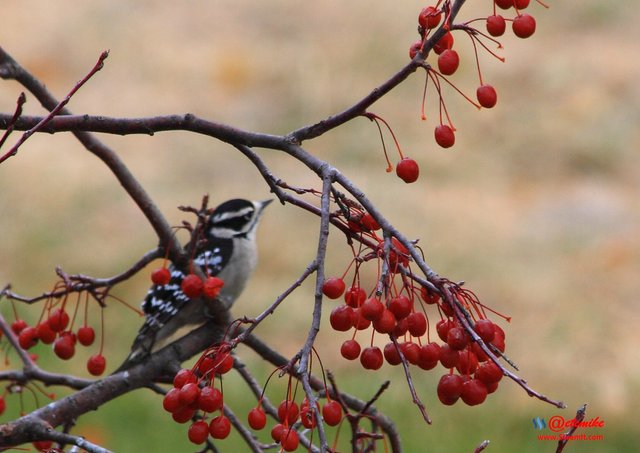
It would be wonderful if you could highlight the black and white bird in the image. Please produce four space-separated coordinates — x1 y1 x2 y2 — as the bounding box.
118 198 271 370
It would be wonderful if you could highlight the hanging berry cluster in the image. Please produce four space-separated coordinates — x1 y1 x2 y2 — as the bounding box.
325 198 512 407
163 343 234 445
8 286 108 377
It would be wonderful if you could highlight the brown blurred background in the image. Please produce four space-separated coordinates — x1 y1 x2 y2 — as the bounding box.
1 1 638 451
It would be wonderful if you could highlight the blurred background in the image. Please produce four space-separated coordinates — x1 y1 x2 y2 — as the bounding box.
1 1 638 451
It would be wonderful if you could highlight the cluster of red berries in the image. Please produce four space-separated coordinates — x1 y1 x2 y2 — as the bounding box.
406 1 544 152
151 266 224 300
163 346 234 445
12 307 106 376
326 201 510 407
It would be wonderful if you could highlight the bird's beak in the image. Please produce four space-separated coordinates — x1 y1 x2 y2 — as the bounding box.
258 199 273 212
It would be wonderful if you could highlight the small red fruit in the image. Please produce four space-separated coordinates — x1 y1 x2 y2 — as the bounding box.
400 341 421 365
188 420 209 445
474 319 496 342
322 400 343 426
446 326 469 351
409 40 422 60
360 346 384 370
437 49 459 75
383 342 402 366
344 286 366 308
406 311 427 337
214 353 234 374
434 124 455 148
278 399 300 425
198 386 223 412
361 213 380 231
476 84 498 108
456 349 479 375
248 406 267 430
420 286 440 305
172 406 196 424
48 308 70 332
433 32 454 55
271 423 285 442
353 309 372 331
439 343 460 368
209 415 231 439
389 295 413 319
361 297 384 321
494 0 513 9
203 276 224 299
437 373 463 405
418 342 441 370
372 309 396 334
53 335 75 360
32 440 53 452
173 368 197 388
87 354 107 376
419 6 442 30
322 277 346 299
461 378 488 406
486 15 506 37
395 157 420 183
18 326 38 350
179 382 201 406
329 305 355 331
475 361 503 384
151 267 171 285
163 388 182 413
77 326 96 346
512 13 536 39
11 319 27 335
181 274 204 299
0 396 5 416
281 428 300 452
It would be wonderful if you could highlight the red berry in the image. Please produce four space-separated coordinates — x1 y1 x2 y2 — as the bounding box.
248 406 267 430
53 335 75 360
323 277 346 299
281 428 300 452
181 274 204 299
322 400 343 426
372 309 396 334
203 276 224 299
353 309 372 330
48 308 70 332
486 15 506 37
329 305 355 331
420 286 440 305
418 6 442 30
476 84 497 108
173 369 197 388
271 423 285 442
446 326 469 351
393 317 409 337
300 403 317 429
434 124 455 148
433 31 454 55
418 342 441 370
437 373 463 405
179 382 201 406
395 157 420 183
400 341 421 365
32 440 53 452
344 286 366 308
475 361 503 384
406 311 427 337
389 295 412 319
514 0 530 9
437 49 459 75
11 319 27 335
439 343 460 368
361 213 380 231
18 326 38 350
278 399 300 425
151 267 171 285
214 353 234 374
494 0 513 9
436 319 455 342
383 342 402 366
474 319 496 343
361 297 384 321
172 406 196 424
461 379 488 406
33 322 54 345
409 40 422 60
209 415 231 439
512 13 536 38
188 420 209 444
360 346 384 370
456 349 479 375
198 386 223 412
163 388 182 413
0 396 5 416
87 354 107 376
77 326 96 347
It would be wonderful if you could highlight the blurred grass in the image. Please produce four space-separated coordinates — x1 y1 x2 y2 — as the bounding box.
1 0 639 451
